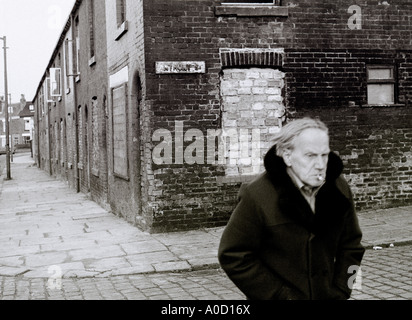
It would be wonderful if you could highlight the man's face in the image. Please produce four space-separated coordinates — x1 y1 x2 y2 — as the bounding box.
283 128 330 188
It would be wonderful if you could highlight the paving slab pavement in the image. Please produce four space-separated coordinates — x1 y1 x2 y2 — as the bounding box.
1 152 411 279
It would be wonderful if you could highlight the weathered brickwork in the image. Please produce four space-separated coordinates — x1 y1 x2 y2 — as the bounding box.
283 48 412 209
33 0 110 208
143 0 412 231
32 0 412 233
285 50 412 109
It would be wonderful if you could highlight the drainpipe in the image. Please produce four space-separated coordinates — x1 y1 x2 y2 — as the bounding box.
47 102 52 176
70 14 80 193
36 101 41 167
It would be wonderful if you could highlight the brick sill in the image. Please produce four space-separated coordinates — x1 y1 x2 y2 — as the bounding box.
215 5 288 17
114 172 130 182
115 21 128 41
89 56 96 67
92 167 99 177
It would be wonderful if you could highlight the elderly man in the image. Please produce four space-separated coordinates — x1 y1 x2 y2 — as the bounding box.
218 117 365 300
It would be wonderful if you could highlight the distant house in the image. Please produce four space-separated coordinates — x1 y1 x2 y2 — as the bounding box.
0 95 32 152
18 99 35 148
0 95 34 151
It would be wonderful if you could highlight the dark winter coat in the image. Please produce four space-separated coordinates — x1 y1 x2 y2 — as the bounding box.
218 146 365 300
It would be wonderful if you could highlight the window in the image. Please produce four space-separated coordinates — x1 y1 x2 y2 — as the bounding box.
73 16 81 78
88 0 96 61
64 37 71 90
367 66 395 105
116 0 126 27
45 78 54 102
115 0 128 40
40 86 45 115
50 68 62 97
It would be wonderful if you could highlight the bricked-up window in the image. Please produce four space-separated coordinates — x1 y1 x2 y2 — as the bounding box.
112 84 129 180
220 68 285 177
116 0 126 27
367 66 395 105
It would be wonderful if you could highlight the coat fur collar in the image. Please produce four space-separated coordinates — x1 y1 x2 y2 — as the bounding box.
263 145 351 235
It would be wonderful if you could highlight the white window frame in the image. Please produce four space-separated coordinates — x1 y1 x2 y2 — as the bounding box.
366 65 396 106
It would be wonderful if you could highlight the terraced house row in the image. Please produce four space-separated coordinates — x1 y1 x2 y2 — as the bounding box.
32 0 412 233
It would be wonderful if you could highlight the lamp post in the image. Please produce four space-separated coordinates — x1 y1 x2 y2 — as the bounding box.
1 36 11 180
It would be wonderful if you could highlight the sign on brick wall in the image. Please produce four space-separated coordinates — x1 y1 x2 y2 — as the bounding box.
155 61 206 74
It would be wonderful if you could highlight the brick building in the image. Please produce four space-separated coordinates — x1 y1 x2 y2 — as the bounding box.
33 0 412 233
1 95 32 153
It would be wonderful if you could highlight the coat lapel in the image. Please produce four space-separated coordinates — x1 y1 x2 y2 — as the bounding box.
277 176 315 231
312 181 351 236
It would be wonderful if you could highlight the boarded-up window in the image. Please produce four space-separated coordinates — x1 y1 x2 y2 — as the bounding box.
112 84 129 179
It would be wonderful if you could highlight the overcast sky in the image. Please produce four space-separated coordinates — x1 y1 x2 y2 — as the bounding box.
0 0 75 103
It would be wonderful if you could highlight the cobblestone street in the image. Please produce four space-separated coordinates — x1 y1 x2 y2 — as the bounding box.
1 244 411 300
1 154 412 302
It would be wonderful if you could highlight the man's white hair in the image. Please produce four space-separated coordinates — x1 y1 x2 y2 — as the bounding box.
272 117 329 157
